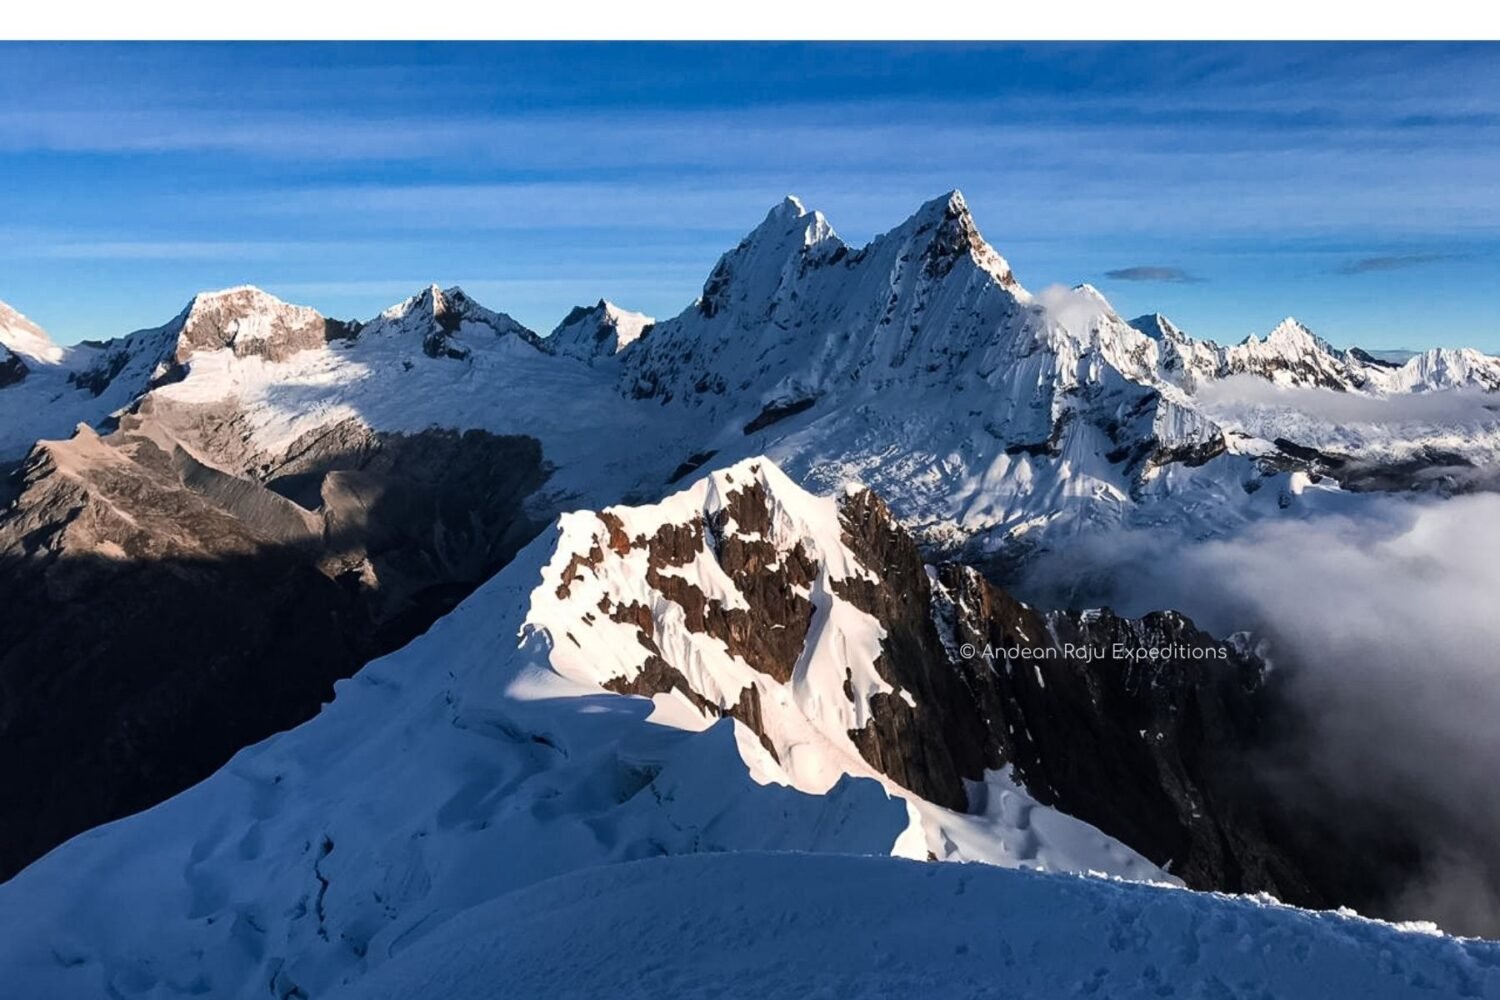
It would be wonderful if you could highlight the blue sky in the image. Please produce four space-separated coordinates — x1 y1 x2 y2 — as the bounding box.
1 42 1498 350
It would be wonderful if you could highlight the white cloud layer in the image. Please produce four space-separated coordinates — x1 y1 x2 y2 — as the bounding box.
1022 493 1500 935
1197 377 1500 468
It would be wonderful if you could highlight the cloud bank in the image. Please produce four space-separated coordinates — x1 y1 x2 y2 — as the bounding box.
1021 492 1500 936
1195 377 1500 467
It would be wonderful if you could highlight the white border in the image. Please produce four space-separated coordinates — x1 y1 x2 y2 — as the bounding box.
5 1 1500 42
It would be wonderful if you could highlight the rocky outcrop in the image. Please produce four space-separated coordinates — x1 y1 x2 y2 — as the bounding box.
831 487 992 809
587 481 817 689
829 487 1305 899
0 416 550 880
0 427 359 879
256 415 553 628
916 190 1021 288
837 490 1416 911
937 569 1313 897
169 287 343 363
532 459 1421 918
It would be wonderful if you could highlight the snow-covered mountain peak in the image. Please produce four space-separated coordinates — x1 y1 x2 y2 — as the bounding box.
755 194 836 245
376 283 454 324
0 299 65 365
694 197 843 321
1377 345 1500 392
366 283 539 359
529 456 918 795
1072 282 1111 306
907 188 968 224
163 285 331 364
887 188 1022 291
1242 317 1342 365
185 283 276 307
770 193 807 220
901 189 981 233
1129 312 1190 344
623 191 1056 411
750 193 829 240
1214 315 1367 389
522 454 1175 878
1258 316 1331 352
177 285 313 327
546 298 655 361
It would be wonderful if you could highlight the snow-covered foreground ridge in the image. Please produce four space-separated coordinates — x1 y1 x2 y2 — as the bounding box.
0 458 1160 998
338 852 1500 1000
0 456 1492 999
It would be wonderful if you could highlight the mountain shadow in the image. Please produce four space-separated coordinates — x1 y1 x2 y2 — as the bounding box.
0 422 550 880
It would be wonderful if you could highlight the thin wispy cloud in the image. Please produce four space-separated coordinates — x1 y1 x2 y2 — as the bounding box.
1 43 1498 347
1337 253 1460 274
1020 491 1500 936
21 239 356 262
1104 265 1204 284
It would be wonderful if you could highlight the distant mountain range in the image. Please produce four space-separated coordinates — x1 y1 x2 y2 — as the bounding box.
6 191 1498 554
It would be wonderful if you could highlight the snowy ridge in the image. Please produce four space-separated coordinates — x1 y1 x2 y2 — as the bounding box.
528 457 1162 873
338 852 1500 1000
0 299 64 365
622 190 1040 410
1131 309 1500 396
0 460 1159 1000
1221 317 1364 389
0 299 181 463
1377 346 1500 393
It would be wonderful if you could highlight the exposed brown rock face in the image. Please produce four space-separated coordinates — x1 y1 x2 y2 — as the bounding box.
936 566 1318 899
596 583 779 762
171 288 343 363
829 488 1322 903
834 487 991 810
603 650 715 715
831 491 1419 914
699 484 817 685
913 193 1019 289
594 480 817 688
0 428 360 880
0 418 549 880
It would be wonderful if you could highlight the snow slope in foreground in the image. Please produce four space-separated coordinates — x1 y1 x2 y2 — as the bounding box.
1 458 1497 996
0 461 1154 1000
337 852 1500 1000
